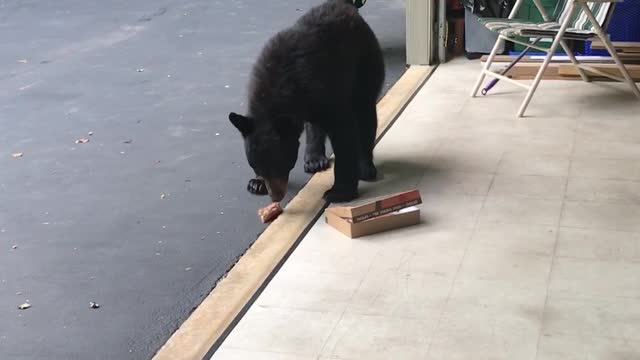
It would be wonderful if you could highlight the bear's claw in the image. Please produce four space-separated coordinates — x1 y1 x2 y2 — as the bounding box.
304 156 331 174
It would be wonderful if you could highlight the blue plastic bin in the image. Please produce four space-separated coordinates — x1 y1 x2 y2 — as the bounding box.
584 0 640 55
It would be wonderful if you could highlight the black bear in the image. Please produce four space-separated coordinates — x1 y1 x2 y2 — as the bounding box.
230 0 385 203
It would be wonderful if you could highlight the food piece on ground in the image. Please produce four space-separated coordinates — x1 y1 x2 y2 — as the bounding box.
258 203 283 223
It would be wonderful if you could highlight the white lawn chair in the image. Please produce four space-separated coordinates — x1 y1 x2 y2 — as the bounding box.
470 0 640 117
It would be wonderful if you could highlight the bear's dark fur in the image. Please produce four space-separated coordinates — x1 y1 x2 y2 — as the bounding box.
230 0 385 203
246 121 330 196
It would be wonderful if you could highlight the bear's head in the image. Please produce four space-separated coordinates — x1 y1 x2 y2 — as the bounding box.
229 112 300 202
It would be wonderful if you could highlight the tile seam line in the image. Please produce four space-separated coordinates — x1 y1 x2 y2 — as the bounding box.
533 122 578 359
315 231 397 358
424 167 497 356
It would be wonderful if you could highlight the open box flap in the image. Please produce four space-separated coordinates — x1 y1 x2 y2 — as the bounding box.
325 206 421 238
326 189 422 223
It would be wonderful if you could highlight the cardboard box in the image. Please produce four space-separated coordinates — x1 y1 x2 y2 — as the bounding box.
325 190 422 238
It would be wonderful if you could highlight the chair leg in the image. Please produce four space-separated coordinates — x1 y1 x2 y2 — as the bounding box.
559 40 590 82
580 3 640 100
471 36 504 97
517 4 576 117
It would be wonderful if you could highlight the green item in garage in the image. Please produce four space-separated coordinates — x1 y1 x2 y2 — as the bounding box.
513 0 566 53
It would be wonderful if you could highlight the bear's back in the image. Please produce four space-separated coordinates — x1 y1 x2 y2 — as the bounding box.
294 0 360 33
247 0 379 119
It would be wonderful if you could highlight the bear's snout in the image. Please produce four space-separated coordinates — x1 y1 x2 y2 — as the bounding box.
265 178 288 202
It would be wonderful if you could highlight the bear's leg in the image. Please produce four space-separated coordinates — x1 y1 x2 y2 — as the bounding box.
324 119 360 203
303 122 330 174
355 98 378 181
247 176 268 195
353 35 384 182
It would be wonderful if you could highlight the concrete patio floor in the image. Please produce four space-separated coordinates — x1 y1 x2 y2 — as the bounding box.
211 59 640 360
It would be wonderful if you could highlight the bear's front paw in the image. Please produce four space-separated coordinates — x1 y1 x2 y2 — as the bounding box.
323 186 358 203
247 178 268 195
304 155 331 174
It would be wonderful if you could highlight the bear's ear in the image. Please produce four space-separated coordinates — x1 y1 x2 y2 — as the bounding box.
229 112 253 136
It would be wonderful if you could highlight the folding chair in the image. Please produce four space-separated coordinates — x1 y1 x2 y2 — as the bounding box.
470 0 640 117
